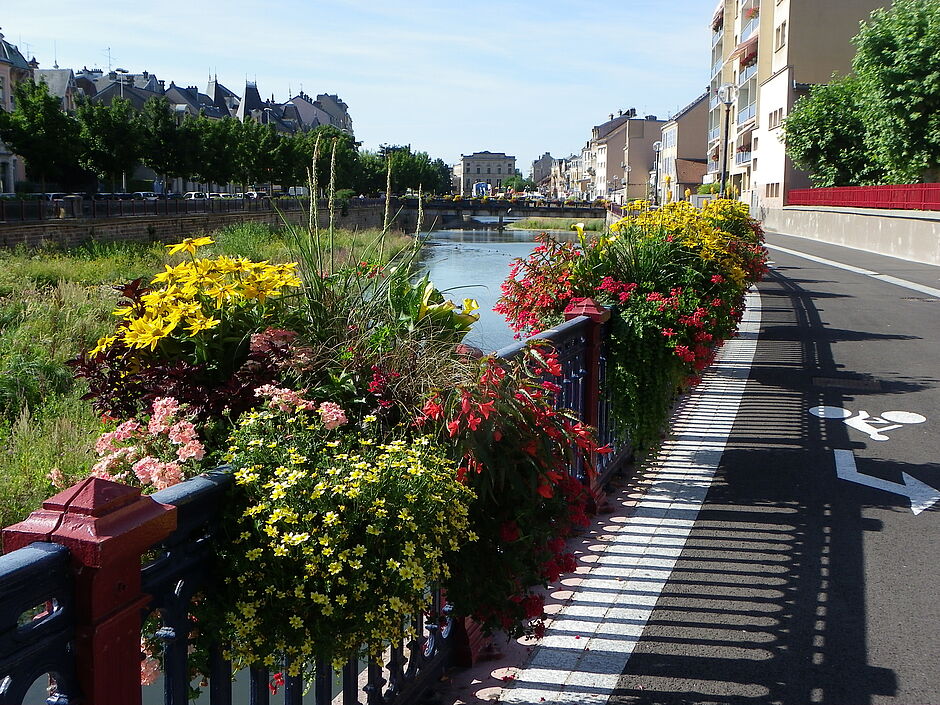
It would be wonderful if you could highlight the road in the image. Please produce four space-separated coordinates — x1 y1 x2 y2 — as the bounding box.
610 231 940 704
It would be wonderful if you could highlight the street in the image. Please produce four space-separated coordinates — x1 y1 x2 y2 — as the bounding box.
609 232 940 704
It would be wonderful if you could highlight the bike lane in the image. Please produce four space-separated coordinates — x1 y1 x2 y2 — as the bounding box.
610 232 940 704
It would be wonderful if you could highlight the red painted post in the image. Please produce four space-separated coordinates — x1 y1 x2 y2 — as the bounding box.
564 297 611 504
3 477 177 705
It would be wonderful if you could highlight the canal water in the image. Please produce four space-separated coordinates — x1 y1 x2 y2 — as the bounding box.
418 225 545 352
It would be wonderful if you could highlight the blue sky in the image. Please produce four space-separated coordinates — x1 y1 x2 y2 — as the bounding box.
4 0 714 170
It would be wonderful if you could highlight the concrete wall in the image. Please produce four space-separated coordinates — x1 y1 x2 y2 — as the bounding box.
0 204 389 249
762 206 940 265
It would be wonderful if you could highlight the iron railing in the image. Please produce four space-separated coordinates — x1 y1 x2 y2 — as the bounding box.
787 183 940 211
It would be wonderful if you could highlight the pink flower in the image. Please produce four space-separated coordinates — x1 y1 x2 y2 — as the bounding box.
149 397 180 434
168 420 197 445
176 440 205 462
48 468 67 489
151 462 183 490
114 420 141 441
132 456 162 485
94 430 119 456
317 401 348 430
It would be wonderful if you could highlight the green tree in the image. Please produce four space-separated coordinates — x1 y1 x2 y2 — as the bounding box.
0 79 80 192
853 0 940 182
783 75 886 187
233 119 279 190
429 158 453 194
503 175 535 193
190 115 240 188
138 97 197 191
75 97 141 192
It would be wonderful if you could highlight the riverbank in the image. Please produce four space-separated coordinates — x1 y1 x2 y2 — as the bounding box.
507 217 605 232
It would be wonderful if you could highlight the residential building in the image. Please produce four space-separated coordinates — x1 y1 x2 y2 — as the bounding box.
34 68 80 112
654 92 708 204
0 32 32 192
531 152 554 191
621 114 666 202
707 0 887 209
313 93 353 135
453 151 516 195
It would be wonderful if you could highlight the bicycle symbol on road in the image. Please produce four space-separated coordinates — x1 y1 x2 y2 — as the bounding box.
808 406 927 441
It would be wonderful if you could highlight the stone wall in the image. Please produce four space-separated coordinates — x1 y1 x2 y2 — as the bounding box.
0 204 391 249
762 206 940 266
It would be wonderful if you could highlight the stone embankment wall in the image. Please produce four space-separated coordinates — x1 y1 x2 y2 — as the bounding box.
0 204 391 249
763 206 940 266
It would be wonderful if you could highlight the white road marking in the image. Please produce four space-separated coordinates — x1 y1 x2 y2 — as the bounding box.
502 291 762 704
809 405 926 441
767 244 940 298
833 449 940 516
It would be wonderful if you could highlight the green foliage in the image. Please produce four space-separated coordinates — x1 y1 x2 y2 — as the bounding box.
503 174 536 192
508 217 605 232
75 97 142 190
138 97 197 184
784 76 886 187
853 0 940 182
696 182 721 194
0 80 81 190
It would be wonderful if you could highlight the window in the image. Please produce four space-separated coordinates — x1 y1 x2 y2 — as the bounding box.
0 76 5 109
476 167 480 174
487 167 491 174
775 20 787 50
768 108 785 129
497 167 501 174
765 183 781 198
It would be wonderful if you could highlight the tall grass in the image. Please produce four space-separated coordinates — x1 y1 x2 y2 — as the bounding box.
0 221 414 529
508 217 606 232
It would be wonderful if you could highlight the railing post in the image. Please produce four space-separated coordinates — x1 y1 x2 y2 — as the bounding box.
564 298 611 503
2 477 177 705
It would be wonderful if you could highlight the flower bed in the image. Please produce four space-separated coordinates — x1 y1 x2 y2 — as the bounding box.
495 199 767 448
68 226 602 684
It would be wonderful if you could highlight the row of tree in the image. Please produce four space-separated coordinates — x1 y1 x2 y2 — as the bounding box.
0 80 453 195
784 0 940 187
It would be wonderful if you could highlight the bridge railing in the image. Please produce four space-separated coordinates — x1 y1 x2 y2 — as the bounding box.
0 300 627 705
787 183 940 211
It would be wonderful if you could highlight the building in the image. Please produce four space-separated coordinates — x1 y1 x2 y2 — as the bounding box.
0 32 32 193
453 151 516 195
707 0 888 209
531 152 554 192
34 68 80 112
654 92 708 205
621 114 666 202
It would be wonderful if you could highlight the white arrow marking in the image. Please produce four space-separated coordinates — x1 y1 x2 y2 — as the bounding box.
834 449 940 516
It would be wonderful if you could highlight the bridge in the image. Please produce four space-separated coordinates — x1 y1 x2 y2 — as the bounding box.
393 197 608 230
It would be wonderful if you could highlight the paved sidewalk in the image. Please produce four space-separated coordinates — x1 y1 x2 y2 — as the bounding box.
436 292 762 705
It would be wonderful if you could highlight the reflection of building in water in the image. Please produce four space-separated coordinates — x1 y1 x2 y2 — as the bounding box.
452 151 517 195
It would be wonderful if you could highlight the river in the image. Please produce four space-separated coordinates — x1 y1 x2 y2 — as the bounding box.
418 226 545 352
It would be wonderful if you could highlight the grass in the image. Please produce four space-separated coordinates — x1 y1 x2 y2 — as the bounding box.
0 222 415 530
508 217 606 232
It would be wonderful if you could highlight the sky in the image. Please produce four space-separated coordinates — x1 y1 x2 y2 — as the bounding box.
3 0 715 171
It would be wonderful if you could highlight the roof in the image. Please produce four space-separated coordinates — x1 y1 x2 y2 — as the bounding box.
34 68 76 99
671 91 709 122
0 37 29 70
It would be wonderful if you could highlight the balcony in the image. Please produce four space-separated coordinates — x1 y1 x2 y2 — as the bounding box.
738 62 757 85
710 94 721 110
712 57 724 76
735 150 753 165
741 16 759 42
707 159 720 173
708 126 721 142
737 101 756 124
712 28 723 46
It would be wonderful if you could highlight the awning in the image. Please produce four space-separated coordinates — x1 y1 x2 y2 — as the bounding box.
728 35 758 60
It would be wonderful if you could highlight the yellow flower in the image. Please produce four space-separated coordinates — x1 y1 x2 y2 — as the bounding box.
165 236 214 256
89 335 117 356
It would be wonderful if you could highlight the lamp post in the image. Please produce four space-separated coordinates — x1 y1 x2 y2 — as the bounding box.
114 68 129 192
717 82 737 199
651 140 663 206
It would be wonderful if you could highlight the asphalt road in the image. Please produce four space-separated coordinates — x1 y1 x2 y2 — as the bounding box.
611 232 940 705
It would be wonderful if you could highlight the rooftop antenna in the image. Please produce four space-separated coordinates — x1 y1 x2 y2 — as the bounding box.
53 40 59 69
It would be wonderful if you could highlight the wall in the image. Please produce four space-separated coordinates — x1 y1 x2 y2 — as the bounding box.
762 206 940 265
0 204 389 249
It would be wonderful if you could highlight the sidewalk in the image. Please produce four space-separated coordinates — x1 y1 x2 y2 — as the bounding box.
435 292 762 705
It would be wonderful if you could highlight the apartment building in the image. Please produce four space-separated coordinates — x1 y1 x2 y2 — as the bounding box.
0 32 31 193
655 92 708 205
531 152 554 191
452 151 516 195
707 0 887 209
622 114 666 202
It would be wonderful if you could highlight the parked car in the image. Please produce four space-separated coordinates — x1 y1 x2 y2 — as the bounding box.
163 193 183 200
183 192 207 200
92 193 114 200
132 191 159 200
208 192 233 200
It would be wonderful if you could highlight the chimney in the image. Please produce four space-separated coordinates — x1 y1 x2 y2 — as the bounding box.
609 113 614 120
618 109 623 116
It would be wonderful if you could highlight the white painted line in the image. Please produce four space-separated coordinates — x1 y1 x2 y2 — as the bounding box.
833 449 940 516
502 290 762 705
767 244 940 298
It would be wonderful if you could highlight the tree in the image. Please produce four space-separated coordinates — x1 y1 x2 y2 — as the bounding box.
75 97 141 192
503 175 535 193
138 98 198 191
0 79 80 192
190 115 240 188
853 0 940 182
783 75 886 187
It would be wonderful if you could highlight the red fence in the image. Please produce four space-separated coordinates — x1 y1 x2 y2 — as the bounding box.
787 183 940 211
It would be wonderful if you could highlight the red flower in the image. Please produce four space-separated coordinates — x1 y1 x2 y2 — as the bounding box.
477 400 496 419
499 521 521 542
466 414 482 431
447 419 461 437
421 398 444 420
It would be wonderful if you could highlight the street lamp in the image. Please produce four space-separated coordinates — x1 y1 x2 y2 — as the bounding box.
114 68 129 192
717 83 738 199
651 140 663 206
